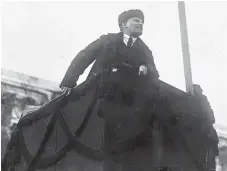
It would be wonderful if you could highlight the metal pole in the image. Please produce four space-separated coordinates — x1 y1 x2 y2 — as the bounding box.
178 1 194 94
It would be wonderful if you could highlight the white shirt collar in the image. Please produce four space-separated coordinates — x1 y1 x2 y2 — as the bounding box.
123 34 137 46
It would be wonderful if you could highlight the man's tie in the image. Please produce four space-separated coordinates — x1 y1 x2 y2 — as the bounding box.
127 37 133 47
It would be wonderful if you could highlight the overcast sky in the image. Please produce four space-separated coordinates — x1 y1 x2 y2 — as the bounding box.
1 1 227 126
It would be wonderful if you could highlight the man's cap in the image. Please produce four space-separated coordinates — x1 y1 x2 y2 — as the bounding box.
118 9 144 28
193 84 203 93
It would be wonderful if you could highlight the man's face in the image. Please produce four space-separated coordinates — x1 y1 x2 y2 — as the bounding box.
122 17 144 37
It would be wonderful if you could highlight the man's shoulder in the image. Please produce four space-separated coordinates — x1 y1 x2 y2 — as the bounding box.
99 32 121 41
137 38 147 47
137 38 152 52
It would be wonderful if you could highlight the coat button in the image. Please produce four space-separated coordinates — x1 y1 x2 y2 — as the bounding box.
117 124 122 128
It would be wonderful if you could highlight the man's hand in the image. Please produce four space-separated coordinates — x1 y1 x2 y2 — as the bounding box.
61 86 72 96
139 65 148 76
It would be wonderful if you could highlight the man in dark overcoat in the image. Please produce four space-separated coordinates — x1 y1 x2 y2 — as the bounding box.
60 9 159 91
58 9 164 170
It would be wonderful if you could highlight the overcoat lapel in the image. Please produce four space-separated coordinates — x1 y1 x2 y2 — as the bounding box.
87 32 122 79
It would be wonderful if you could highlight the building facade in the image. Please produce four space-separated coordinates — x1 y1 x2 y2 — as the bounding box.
1 68 62 156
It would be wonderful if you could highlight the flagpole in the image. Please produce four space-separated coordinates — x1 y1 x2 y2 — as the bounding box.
178 1 194 94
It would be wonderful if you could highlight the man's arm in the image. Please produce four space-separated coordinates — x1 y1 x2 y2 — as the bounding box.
145 48 160 79
60 35 106 88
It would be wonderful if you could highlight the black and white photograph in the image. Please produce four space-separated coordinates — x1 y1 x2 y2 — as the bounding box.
1 1 227 171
